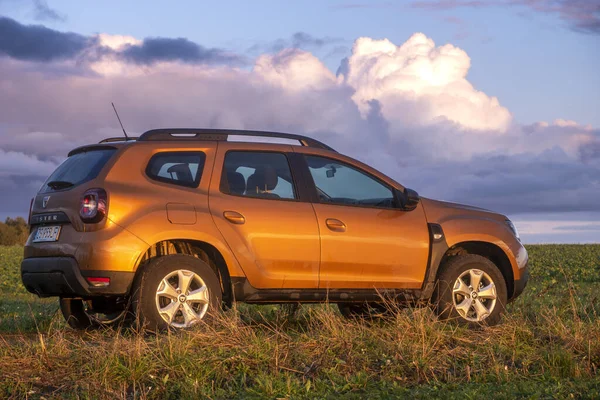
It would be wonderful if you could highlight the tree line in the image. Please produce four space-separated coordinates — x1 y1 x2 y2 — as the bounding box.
0 217 29 246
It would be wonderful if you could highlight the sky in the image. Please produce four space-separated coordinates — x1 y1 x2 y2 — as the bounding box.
0 0 599 243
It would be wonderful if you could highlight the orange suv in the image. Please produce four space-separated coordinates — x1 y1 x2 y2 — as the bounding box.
21 129 528 329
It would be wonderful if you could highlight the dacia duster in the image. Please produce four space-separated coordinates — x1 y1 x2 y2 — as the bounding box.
21 129 528 329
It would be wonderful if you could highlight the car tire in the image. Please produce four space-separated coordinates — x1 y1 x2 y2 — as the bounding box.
131 254 222 331
433 254 507 327
59 297 128 330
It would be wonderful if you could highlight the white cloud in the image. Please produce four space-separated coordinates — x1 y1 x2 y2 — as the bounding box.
254 48 337 90
342 33 512 132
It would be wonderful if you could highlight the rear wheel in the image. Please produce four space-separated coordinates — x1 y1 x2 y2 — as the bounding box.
131 255 222 331
433 254 507 326
60 297 128 330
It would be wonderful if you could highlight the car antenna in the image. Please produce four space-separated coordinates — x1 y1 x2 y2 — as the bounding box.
111 102 129 140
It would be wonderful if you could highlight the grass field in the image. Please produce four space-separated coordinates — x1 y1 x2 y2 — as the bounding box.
0 245 599 399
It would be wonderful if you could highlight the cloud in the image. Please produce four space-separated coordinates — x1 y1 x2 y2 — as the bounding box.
410 0 600 35
0 16 91 62
249 32 344 55
0 16 244 67
341 34 512 131
119 37 246 66
254 48 338 90
0 25 598 221
32 0 66 22
0 149 58 176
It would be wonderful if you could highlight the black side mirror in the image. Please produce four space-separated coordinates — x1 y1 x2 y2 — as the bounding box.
395 187 419 210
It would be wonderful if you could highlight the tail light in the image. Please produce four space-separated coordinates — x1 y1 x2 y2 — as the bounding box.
80 188 108 223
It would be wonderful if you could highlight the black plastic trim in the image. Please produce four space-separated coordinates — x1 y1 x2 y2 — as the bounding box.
231 277 422 303
419 223 449 299
510 265 529 301
287 153 319 203
21 257 134 298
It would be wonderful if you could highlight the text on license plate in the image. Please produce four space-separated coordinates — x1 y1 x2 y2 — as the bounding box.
33 226 61 242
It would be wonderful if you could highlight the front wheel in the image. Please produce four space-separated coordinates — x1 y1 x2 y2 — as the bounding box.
433 254 507 326
131 255 222 331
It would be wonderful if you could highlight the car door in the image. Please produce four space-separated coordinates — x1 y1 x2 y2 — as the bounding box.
301 153 430 289
209 143 320 289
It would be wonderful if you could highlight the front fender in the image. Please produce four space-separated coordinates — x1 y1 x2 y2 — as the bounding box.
441 217 528 280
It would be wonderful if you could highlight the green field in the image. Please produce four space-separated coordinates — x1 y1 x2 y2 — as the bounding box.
0 245 599 399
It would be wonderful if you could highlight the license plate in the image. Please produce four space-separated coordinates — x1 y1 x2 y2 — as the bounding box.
33 226 61 242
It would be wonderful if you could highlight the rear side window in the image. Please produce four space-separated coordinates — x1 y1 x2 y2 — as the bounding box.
220 151 296 200
41 149 116 193
146 152 206 188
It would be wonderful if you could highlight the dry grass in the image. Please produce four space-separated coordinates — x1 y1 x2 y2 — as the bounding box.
0 301 599 399
1 244 599 399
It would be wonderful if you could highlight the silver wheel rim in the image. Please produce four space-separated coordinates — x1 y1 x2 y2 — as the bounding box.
452 268 497 322
155 269 210 328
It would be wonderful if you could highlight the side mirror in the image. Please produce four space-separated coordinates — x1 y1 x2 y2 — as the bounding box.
396 187 419 210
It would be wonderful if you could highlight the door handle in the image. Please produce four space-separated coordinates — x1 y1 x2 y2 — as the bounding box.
326 218 346 232
223 211 245 225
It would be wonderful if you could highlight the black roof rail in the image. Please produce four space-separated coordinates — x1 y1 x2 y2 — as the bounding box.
137 128 336 152
99 137 138 143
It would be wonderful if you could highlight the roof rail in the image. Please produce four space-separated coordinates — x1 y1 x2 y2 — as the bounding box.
137 128 336 152
99 137 138 143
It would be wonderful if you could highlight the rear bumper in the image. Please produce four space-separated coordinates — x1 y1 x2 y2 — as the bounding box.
21 257 134 298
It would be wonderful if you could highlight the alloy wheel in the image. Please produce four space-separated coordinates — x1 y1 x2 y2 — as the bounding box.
452 268 497 322
155 269 210 328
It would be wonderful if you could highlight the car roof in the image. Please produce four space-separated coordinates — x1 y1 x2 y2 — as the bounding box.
68 129 336 157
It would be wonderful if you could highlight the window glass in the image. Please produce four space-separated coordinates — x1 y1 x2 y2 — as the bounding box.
305 155 395 208
41 149 116 193
221 152 296 200
146 152 206 188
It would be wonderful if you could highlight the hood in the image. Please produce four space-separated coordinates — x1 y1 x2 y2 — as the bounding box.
420 197 506 224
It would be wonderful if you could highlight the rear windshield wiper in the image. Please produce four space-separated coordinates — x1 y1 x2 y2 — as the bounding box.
47 180 74 190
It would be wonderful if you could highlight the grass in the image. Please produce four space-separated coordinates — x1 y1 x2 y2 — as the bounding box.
0 244 599 399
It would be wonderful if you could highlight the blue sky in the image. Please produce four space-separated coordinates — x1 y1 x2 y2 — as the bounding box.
0 0 599 243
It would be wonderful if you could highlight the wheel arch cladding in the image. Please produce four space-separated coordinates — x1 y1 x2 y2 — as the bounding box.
438 241 514 298
134 239 233 306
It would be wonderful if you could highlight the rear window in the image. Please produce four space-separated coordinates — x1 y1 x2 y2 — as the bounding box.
40 149 116 193
146 152 206 188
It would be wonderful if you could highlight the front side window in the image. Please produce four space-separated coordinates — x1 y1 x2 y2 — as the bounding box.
305 155 396 208
221 151 296 200
146 152 206 188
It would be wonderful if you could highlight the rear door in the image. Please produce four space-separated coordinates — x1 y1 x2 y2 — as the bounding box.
300 152 430 289
208 143 320 289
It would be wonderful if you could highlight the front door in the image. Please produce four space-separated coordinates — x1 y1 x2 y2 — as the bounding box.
303 154 430 289
209 144 320 289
